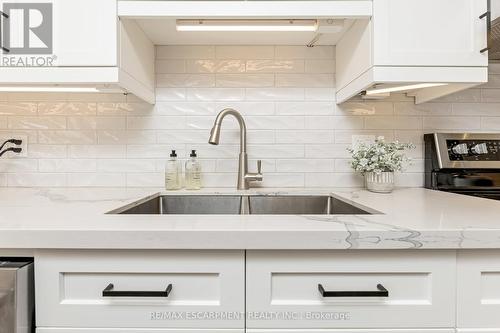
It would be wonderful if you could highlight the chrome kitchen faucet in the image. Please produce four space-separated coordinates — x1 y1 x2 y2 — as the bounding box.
209 108 263 190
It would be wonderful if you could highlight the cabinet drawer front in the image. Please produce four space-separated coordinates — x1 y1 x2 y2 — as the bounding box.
246 251 456 329
35 250 244 329
457 250 500 328
247 330 455 333
36 327 244 333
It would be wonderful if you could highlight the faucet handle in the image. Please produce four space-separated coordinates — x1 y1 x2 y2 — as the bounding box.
257 160 262 174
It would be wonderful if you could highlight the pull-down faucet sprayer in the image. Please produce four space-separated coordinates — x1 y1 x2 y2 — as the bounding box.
209 108 263 190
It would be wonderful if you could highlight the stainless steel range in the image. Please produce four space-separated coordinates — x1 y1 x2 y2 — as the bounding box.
425 133 500 200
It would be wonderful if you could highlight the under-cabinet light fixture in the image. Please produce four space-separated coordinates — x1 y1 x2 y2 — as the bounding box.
176 19 318 32
364 83 448 95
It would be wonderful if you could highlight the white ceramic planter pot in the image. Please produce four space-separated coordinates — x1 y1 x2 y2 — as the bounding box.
365 172 395 193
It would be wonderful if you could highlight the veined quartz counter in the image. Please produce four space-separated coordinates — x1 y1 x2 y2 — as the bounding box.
0 187 499 250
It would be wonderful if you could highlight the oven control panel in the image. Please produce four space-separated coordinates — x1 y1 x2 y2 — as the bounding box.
447 139 500 161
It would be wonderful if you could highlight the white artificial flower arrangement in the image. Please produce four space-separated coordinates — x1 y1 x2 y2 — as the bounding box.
347 137 416 174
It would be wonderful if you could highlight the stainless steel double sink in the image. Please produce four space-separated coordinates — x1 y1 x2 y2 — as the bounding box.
109 194 374 215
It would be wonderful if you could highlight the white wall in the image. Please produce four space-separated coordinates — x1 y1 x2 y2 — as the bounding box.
0 45 499 188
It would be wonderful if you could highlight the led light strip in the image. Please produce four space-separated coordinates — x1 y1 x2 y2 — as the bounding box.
176 19 318 32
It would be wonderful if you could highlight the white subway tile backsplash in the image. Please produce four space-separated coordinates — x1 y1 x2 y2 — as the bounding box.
97 103 154 116
276 159 335 172
186 60 245 73
28 145 67 158
214 102 274 116
276 130 333 144
9 116 66 130
186 88 245 101
157 130 208 144
155 102 215 116
216 45 274 59
127 116 186 130
0 103 37 115
275 46 334 59
68 145 126 158
337 102 393 116
394 102 452 116
157 74 215 88
305 88 336 101
126 173 164 187
305 144 351 159
305 172 363 187
453 103 500 116
156 45 215 59
246 88 304 101
156 88 187 102
7 173 67 187
67 116 96 130
156 60 186 74
39 159 96 172
305 116 364 130
216 74 274 87
67 173 126 187
127 145 183 159
423 116 480 130
276 74 334 88
97 159 156 172
246 60 304 73
275 102 335 115
482 89 500 102
0 46 498 189
334 130 394 144
433 89 481 103
246 116 305 130
305 60 336 74
97 130 156 145
38 102 96 115
38 130 96 144
480 117 500 130
365 116 422 130
0 159 38 173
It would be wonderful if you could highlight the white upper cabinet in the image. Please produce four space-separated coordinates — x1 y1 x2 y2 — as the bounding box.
52 0 117 66
373 0 488 67
335 0 489 104
0 0 117 67
0 0 155 103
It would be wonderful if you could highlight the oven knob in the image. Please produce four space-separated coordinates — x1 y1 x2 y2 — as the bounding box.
452 143 469 155
471 143 488 155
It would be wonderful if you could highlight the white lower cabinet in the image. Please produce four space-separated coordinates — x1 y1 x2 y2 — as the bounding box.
457 250 500 331
35 250 245 332
35 249 500 332
246 251 456 329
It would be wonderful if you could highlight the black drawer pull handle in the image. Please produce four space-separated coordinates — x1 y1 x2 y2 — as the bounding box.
318 283 389 297
102 283 172 297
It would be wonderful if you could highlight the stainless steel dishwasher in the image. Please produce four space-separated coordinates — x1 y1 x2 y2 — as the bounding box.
0 259 34 333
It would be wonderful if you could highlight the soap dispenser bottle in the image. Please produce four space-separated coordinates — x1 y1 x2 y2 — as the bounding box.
185 150 202 190
165 150 182 190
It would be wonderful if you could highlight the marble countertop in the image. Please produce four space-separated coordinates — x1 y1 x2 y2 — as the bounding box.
0 187 499 250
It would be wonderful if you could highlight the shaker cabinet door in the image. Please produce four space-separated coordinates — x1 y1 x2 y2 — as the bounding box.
0 0 117 67
373 0 488 67
457 250 500 329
